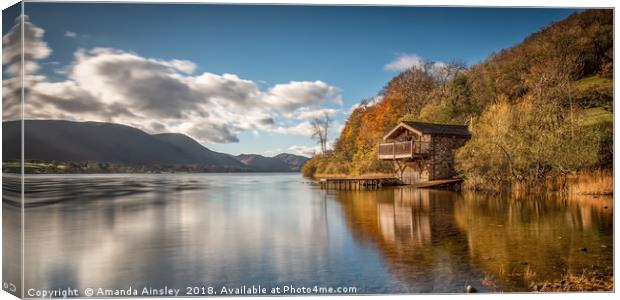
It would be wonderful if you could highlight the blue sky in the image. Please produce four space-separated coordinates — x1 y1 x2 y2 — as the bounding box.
4 3 579 156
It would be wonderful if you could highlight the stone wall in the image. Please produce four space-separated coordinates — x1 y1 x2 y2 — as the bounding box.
429 135 469 180
390 131 468 183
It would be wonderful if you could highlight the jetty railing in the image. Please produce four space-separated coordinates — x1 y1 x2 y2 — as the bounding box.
378 140 430 160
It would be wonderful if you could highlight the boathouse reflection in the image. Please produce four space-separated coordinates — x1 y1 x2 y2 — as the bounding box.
333 187 485 292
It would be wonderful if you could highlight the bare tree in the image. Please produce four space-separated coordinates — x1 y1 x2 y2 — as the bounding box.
311 112 331 154
433 59 467 88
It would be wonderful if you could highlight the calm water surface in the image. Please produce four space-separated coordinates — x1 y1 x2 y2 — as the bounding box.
2 173 613 294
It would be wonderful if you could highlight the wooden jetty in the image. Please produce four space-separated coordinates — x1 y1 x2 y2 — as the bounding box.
412 178 464 189
317 175 463 190
317 175 402 190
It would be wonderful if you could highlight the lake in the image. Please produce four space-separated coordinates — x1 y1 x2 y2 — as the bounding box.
2 173 613 295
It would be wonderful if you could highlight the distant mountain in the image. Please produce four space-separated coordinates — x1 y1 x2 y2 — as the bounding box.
235 154 293 172
153 133 247 169
3 120 197 165
1 120 303 173
273 153 309 171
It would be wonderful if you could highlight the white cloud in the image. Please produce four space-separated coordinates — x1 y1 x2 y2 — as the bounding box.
331 120 345 138
270 122 315 136
384 53 447 75
69 48 206 119
349 94 384 113
263 148 283 156
384 53 424 72
2 16 344 145
369 94 384 106
287 145 319 157
153 58 197 74
263 80 341 112
286 107 339 120
64 31 77 38
190 72 260 109
2 15 51 76
287 140 335 157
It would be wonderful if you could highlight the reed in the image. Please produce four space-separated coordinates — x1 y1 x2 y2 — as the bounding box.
523 266 537 282
480 273 498 290
461 169 613 195
568 169 613 196
534 270 613 292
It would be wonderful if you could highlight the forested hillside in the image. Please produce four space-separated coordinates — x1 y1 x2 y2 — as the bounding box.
303 9 613 188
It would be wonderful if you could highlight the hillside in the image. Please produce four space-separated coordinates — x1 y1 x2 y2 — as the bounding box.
153 133 247 168
273 153 309 171
3 120 200 165
235 154 296 172
2 120 303 173
303 9 613 186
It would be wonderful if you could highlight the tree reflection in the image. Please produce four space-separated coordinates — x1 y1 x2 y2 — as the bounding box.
453 191 613 290
332 187 613 292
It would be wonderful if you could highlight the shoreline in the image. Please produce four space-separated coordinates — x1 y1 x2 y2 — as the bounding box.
307 169 613 195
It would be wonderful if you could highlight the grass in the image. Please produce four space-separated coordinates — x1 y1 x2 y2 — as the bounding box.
568 170 613 196
578 107 613 127
481 267 612 292
573 75 613 94
533 270 613 292
2 162 61 171
573 75 612 127
464 170 614 195
523 266 537 282
480 273 498 290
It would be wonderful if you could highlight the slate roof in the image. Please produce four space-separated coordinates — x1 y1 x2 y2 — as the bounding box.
384 121 470 140
400 121 470 136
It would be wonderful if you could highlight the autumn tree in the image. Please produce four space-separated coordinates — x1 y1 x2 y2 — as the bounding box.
302 10 612 181
455 98 600 188
387 67 436 116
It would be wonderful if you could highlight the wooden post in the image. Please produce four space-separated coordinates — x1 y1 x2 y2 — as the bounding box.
392 143 395 160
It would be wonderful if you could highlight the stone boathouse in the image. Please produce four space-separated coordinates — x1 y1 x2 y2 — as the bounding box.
378 121 470 184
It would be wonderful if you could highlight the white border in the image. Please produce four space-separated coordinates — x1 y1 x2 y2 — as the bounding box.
1 0 616 9
1 1 618 300
5 0 618 8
